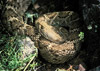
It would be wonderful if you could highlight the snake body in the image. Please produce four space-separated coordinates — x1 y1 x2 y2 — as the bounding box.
35 11 81 64
2 0 82 64
2 0 36 41
35 11 80 43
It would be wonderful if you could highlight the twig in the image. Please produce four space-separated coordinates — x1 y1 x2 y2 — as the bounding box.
23 47 38 71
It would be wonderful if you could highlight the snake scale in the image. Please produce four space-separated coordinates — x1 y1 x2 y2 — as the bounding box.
2 0 82 64
35 11 81 64
2 0 36 41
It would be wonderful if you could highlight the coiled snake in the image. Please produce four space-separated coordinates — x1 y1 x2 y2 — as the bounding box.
2 0 82 64
35 11 81 64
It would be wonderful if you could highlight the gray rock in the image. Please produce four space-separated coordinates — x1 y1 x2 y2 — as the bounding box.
18 37 38 59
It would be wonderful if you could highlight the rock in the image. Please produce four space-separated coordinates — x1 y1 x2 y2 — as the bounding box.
18 37 38 59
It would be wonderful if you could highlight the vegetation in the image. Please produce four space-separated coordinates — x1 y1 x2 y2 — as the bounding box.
0 33 21 70
0 0 100 70
79 32 84 41
0 33 39 71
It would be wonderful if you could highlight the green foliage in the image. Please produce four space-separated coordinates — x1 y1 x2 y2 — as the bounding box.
87 25 92 30
25 12 38 23
79 32 84 41
0 33 40 71
0 34 23 71
87 24 98 32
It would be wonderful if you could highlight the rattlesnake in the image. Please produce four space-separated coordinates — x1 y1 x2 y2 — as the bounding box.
35 11 80 43
2 0 36 41
2 0 82 64
35 11 81 64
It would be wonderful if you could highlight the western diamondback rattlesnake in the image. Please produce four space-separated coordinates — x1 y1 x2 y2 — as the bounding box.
35 11 81 64
2 0 82 64
2 0 36 41
35 11 80 44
